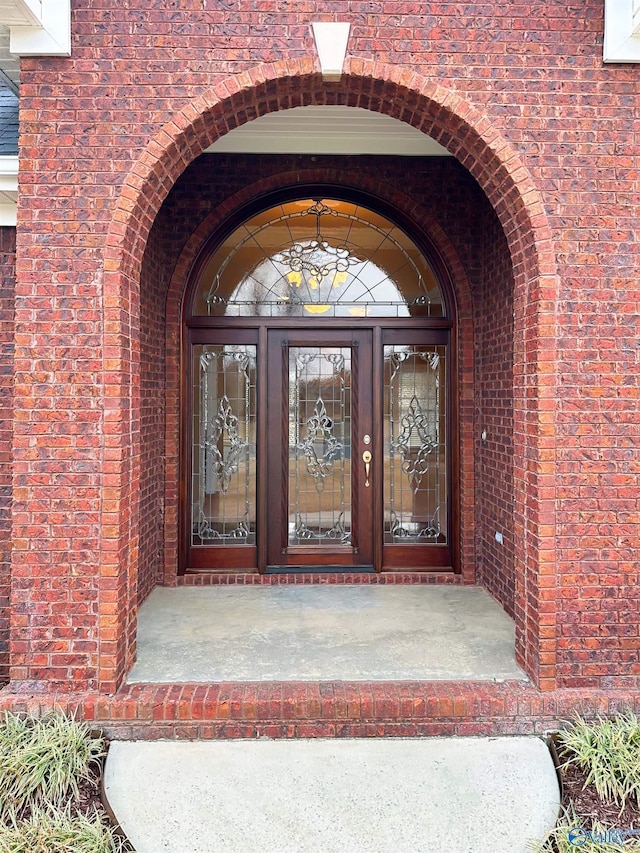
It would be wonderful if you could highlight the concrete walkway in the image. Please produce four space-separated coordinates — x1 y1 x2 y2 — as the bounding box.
104 737 559 853
128 586 526 683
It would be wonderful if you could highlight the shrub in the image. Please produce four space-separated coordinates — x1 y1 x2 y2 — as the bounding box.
0 711 104 821
557 712 640 812
0 804 129 853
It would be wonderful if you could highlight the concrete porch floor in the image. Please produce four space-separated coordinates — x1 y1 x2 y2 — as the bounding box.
128 585 527 683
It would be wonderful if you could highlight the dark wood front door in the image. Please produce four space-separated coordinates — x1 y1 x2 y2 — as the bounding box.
185 323 452 574
265 329 374 571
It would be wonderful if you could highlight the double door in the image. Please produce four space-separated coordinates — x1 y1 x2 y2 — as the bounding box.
185 325 451 573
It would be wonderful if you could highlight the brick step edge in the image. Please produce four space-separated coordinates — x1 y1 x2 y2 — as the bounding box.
2 681 640 740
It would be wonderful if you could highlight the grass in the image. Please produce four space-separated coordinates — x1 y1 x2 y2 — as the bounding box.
0 804 130 853
0 710 131 853
557 712 640 812
0 711 104 821
536 712 640 853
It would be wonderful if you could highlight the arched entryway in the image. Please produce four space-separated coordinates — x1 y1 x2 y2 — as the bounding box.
182 190 457 574
96 61 559 692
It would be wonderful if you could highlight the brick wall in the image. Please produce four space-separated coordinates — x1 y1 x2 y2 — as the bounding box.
475 218 516 617
9 0 638 692
3 679 640 741
0 228 15 684
556 261 639 688
138 233 167 605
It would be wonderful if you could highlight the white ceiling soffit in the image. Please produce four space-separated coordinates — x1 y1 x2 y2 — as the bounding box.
2 0 70 56
0 155 17 225
206 106 451 157
604 0 640 61
0 0 41 26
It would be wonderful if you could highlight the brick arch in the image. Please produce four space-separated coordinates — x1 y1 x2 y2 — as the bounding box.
104 58 555 287
101 59 558 691
105 59 555 277
162 168 476 590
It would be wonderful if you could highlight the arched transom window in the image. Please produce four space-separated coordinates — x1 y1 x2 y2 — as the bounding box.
191 199 445 318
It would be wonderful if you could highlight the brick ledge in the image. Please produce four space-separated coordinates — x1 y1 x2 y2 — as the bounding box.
1 681 639 740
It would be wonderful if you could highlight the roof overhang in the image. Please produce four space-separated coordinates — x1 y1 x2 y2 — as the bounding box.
604 0 640 61
1 0 70 57
0 155 17 225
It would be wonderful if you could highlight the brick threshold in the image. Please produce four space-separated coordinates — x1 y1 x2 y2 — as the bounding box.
178 572 463 585
2 680 640 740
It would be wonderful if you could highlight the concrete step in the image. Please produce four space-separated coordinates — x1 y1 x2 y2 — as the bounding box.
104 736 560 853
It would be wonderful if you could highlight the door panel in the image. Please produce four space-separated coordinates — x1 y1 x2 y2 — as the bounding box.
287 344 353 548
266 330 374 571
381 329 451 569
186 329 259 571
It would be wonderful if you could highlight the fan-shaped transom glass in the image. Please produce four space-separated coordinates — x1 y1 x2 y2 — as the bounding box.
192 199 445 318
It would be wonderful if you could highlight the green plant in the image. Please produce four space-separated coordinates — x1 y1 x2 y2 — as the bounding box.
557 712 640 811
535 806 640 852
0 711 105 821
0 804 129 853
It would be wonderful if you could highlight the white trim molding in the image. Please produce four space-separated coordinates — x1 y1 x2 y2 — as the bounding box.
604 0 640 62
312 22 350 81
5 0 70 56
0 156 18 226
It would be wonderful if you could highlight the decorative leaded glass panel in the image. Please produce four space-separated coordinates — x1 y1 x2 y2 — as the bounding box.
191 199 444 318
191 344 257 545
383 345 447 544
288 346 352 546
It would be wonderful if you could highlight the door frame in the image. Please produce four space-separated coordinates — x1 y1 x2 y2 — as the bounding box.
180 184 459 575
182 316 456 574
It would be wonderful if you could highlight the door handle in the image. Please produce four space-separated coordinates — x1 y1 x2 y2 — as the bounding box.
362 450 372 487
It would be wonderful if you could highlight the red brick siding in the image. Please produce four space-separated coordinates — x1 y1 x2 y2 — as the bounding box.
138 233 167 605
0 228 15 685
8 0 636 694
556 262 640 688
475 218 516 617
